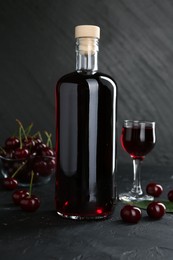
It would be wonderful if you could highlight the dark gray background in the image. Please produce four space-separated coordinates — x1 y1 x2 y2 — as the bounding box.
0 0 173 166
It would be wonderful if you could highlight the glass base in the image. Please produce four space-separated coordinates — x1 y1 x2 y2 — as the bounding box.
118 192 154 202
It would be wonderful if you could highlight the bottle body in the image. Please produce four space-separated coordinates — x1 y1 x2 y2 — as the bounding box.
55 71 117 219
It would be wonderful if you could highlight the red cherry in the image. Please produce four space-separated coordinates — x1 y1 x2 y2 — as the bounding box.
3 177 18 190
12 190 30 205
146 183 163 197
33 138 43 153
20 195 40 212
41 147 54 157
5 137 20 150
3 149 15 158
47 158 56 171
33 159 48 176
0 149 14 158
120 205 141 224
14 148 30 159
168 190 173 202
34 143 47 155
147 202 166 219
33 157 55 176
22 137 35 150
34 137 42 146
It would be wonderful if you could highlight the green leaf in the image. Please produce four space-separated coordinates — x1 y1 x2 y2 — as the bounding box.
128 200 150 209
128 200 173 213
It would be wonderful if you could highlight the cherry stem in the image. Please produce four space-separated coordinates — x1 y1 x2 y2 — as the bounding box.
25 123 33 136
29 171 34 197
16 119 27 140
11 161 26 178
32 131 43 141
0 146 6 155
18 126 23 149
44 131 52 149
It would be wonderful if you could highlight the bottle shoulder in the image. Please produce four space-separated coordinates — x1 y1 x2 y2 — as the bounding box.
57 71 117 87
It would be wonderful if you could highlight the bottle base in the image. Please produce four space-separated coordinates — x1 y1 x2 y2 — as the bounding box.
56 210 112 220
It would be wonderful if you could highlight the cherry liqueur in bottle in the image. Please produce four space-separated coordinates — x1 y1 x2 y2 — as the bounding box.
55 25 118 220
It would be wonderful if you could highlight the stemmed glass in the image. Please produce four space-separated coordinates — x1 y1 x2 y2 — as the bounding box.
119 120 156 202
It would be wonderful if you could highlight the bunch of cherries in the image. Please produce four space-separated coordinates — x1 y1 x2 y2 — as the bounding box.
120 182 173 223
0 119 56 212
11 172 41 212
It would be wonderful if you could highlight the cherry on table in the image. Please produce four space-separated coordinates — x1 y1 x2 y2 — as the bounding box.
147 202 166 220
120 205 142 224
3 177 18 190
20 195 40 212
12 189 30 205
167 190 173 202
146 182 163 197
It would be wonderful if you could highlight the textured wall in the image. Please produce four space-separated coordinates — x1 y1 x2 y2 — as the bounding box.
1 0 173 166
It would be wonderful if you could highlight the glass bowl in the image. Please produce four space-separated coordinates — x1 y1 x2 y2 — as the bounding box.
0 154 55 187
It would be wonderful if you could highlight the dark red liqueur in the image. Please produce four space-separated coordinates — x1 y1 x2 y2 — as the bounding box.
121 126 155 159
55 71 117 219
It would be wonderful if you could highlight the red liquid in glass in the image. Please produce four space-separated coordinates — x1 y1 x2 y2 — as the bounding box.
55 71 117 219
121 126 155 159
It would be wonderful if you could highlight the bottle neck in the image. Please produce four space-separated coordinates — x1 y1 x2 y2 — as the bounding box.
75 37 99 74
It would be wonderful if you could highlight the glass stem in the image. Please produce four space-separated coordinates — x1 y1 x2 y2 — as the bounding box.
131 159 143 196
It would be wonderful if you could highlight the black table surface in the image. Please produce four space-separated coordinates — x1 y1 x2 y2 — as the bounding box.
1 164 173 260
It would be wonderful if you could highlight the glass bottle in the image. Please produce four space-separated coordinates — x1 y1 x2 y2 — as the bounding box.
55 25 118 220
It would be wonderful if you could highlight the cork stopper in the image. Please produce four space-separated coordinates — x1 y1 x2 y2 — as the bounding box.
75 25 100 39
